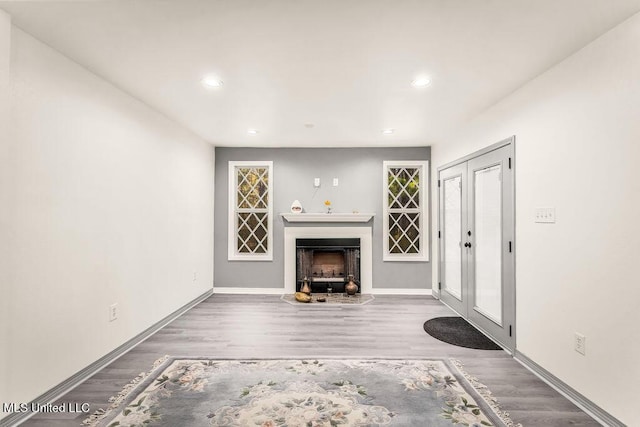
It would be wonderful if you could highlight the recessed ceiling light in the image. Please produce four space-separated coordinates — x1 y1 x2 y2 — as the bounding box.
411 76 431 88
201 75 223 88
247 129 259 135
382 128 395 135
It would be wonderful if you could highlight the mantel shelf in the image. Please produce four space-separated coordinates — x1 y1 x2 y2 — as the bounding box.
280 213 375 223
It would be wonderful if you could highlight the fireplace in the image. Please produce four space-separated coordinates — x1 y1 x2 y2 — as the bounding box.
296 238 360 293
283 226 372 294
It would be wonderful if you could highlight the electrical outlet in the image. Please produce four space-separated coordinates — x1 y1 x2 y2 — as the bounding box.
314 178 320 187
109 303 118 322
333 178 339 186
574 332 586 355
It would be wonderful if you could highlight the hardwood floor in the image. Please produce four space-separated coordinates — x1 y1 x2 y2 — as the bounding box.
21 294 600 426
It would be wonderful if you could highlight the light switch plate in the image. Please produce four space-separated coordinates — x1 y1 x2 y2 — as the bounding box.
333 178 339 186
535 207 556 223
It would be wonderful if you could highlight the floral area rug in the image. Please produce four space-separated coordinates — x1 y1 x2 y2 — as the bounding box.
84 358 521 427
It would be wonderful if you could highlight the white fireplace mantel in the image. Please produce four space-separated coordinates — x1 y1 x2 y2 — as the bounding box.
280 213 374 223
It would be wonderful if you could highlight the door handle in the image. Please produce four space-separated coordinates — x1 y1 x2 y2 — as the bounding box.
464 242 472 248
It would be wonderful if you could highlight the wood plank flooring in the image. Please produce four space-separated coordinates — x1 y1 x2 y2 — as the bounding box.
20 294 601 426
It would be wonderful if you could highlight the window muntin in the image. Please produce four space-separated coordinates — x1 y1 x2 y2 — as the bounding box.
228 161 273 260
383 161 429 261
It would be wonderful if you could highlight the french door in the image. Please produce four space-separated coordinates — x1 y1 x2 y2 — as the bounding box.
438 139 515 351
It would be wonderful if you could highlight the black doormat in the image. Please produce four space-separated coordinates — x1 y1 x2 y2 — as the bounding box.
423 317 503 350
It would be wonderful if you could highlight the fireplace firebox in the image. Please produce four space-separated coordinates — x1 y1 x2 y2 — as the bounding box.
296 238 360 293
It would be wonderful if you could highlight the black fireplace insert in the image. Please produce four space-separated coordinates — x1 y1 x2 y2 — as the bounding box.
296 238 360 293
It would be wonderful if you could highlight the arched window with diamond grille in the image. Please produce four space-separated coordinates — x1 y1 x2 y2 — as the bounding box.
228 161 273 260
383 161 429 261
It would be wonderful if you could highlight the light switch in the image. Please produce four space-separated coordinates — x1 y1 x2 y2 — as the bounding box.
333 178 339 187
314 178 320 187
535 207 556 223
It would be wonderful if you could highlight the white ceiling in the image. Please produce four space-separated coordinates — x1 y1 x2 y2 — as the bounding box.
2 0 640 147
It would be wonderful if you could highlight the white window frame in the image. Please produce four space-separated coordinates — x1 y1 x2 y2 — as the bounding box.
228 161 273 261
383 160 429 262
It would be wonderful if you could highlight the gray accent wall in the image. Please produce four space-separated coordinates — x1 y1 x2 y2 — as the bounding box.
214 147 432 291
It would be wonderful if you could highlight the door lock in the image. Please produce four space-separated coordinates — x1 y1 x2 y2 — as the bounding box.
464 242 472 248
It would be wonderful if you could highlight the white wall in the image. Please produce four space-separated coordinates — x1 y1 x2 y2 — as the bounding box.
431 13 640 425
0 9 11 409
2 26 214 412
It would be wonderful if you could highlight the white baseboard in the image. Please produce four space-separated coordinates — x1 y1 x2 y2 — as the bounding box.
213 287 285 295
515 350 624 427
371 288 432 295
213 286 432 296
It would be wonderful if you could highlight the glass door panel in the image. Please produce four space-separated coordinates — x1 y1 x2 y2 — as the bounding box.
438 163 467 316
443 176 463 300
473 164 502 324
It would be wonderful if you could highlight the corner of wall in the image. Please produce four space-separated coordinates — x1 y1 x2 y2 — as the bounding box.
0 8 12 413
